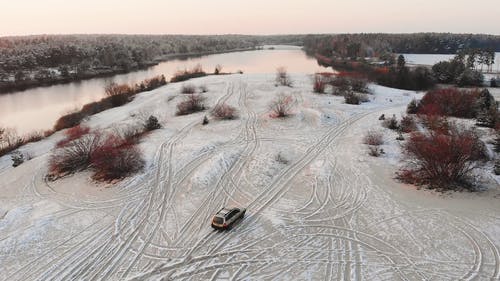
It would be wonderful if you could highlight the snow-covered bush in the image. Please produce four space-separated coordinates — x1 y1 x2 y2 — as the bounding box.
363 130 384 146
144 115 161 131
176 94 206 116
211 103 238 120
11 151 24 167
382 115 399 130
344 92 360 105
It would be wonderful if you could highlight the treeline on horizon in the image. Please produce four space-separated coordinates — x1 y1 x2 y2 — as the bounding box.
302 33 500 58
1 33 500 93
0 34 269 92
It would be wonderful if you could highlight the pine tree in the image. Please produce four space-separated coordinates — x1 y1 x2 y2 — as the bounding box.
494 131 500 153
475 89 498 128
406 99 419 114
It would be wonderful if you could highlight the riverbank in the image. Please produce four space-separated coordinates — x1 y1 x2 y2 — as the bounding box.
0 47 259 94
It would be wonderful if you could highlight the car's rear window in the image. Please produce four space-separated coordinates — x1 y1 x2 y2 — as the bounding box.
213 217 224 224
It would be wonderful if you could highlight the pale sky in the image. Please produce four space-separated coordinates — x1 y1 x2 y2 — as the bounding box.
1 0 499 36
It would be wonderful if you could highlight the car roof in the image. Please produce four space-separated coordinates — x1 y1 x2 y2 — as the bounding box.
216 207 235 216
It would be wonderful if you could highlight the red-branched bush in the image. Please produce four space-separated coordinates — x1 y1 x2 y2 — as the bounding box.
171 65 206 82
398 124 488 190
56 125 91 148
211 103 238 120
90 134 144 181
313 74 328 93
54 111 86 131
49 130 144 181
417 88 479 119
269 93 295 118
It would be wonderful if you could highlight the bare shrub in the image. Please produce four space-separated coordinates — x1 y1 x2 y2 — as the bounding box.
199 85 208 93
276 67 293 87
211 103 238 120
202 116 209 125
275 152 289 164
382 115 399 130
350 78 369 93
269 93 295 118
330 77 350 88
105 82 133 97
344 92 360 105
0 128 23 156
400 115 417 133
180 84 196 94
363 130 384 146
90 134 144 181
313 74 328 93
214 64 222 74
49 129 144 181
171 64 206 82
49 132 103 177
114 124 143 144
398 124 489 190
176 94 206 116
368 146 384 157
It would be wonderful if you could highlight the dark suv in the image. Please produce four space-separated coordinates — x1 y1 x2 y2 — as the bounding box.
211 207 246 230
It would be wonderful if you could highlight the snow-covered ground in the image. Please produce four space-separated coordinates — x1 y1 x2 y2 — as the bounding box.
0 73 499 280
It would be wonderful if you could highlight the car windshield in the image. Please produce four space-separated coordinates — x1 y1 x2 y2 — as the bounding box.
213 216 224 224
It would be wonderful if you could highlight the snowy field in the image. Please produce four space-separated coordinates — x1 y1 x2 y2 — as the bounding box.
0 73 499 280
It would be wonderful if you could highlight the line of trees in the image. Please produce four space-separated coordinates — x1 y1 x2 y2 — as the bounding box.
303 33 500 58
0 34 264 92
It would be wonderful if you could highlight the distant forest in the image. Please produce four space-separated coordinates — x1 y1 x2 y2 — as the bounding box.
302 33 500 58
1 33 500 93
